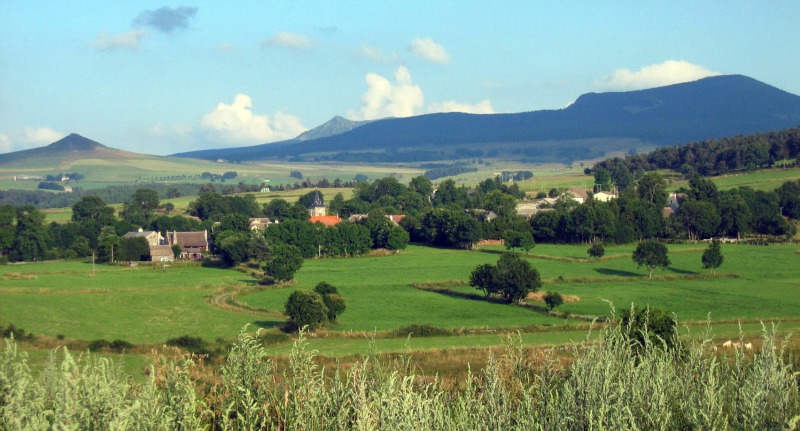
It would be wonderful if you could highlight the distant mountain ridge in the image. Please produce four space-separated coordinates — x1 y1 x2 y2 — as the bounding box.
172 116 378 160
173 74 800 163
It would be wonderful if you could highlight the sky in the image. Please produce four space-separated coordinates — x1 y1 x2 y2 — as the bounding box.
1 1 799 156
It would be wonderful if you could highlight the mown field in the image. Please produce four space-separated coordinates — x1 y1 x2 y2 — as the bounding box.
2 243 799 358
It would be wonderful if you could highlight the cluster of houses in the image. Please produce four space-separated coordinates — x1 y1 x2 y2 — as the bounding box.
516 187 686 220
122 229 211 262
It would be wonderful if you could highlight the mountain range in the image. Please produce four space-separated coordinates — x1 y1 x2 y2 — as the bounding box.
3 74 800 167
173 74 800 164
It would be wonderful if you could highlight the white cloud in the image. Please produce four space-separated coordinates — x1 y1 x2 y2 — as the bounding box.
262 32 315 50
428 99 495 115
91 29 147 51
199 94 307 145
409 38 450 64
0 134 12 153
23 127 63 144
348 66 425 120
358 45 399 63
597 60 721 90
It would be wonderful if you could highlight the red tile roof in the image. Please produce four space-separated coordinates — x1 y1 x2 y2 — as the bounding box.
309 215 342 226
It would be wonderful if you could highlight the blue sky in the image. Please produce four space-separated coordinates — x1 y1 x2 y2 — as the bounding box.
1 1 798 155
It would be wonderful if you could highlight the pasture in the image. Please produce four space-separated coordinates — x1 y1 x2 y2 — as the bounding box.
2 243 799 358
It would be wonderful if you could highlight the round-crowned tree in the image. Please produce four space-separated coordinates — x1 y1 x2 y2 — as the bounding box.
313 281 347 321
285 290 328 331
262 244 303 284
632 240 670 279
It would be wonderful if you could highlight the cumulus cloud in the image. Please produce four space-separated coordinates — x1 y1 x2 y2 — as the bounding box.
133 6 198 33
428 99 495 114
23 127 63 144
597 60 722 90
199 94 307 145
0 134 12 153
91 29 147 51
358 45 399 63
262 32 315 50
348 66 425 120
408 38 450 64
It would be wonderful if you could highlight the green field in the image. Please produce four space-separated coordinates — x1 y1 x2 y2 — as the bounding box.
2 243 799 358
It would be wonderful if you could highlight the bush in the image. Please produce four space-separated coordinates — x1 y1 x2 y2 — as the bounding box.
88 339 110 352
544 291 564 310
166 335 211 355
395 324 453 337
313 281 338 295
109 339 132 352
587 243 605 259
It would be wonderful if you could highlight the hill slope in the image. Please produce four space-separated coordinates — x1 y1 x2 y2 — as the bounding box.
175 75 800 163
0 133 138 168
172 116 377 161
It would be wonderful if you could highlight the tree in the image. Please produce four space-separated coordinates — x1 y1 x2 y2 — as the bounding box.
216 232 249 266
10 205 48 262
71 195 115 225
118 236 150 262
171 244 183 260
470 253 541 303
636 172 668 207
262 244 303 283
587 243 605 259
284 290 328 330
385 226 410 251
120 189 160 226
680 200 720 240
313 282 346 321
620 306 678 351
594 168 612 192
701 239 724 275
96 226 119 263
543 291 564 311
503 230 535 252
632 240 670 279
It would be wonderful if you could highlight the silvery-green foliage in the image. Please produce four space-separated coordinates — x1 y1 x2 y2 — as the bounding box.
220 327 274 430
0 337 49 430
2 318 799 431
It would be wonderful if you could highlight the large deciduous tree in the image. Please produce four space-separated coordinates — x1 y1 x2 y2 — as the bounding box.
470 252 541 303
262 244 303 283
284 290 328 330
632 240 670 279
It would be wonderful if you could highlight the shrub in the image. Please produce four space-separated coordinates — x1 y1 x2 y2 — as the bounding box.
395 324 453 337
587 243 605 259
88 339 110 352
166 335 211 355
544 291 564 310
109 339 132 353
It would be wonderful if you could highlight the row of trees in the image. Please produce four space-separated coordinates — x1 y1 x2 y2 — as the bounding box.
527 175 798 245
594 126 800 179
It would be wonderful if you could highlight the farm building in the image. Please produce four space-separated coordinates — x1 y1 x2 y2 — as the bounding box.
166 230 209 260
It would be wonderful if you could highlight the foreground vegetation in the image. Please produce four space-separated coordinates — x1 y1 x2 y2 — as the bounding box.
3 318 798 430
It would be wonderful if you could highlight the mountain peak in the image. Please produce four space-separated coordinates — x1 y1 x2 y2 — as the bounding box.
294 116 375 142
46 133 107 151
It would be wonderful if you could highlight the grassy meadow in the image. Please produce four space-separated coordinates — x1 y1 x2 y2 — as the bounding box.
2 243 799 358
